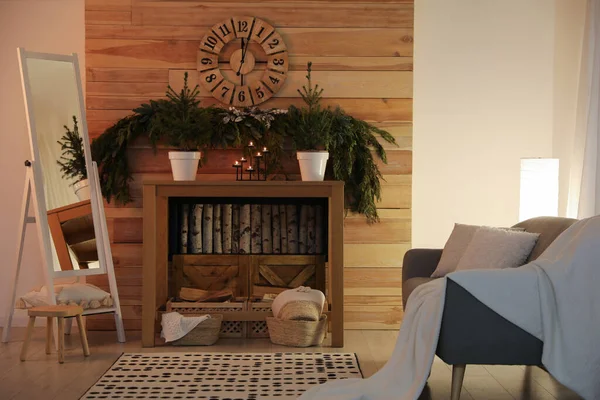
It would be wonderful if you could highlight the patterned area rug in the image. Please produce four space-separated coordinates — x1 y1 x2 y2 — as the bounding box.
83 352 363 399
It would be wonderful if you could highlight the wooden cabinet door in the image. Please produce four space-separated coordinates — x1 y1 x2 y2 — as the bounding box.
172 255 249 298
250 255 326 297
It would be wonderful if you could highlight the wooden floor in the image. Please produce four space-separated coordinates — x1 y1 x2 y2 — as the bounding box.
0 328 581 400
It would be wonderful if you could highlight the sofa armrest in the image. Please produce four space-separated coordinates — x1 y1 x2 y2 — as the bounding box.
402 248 443 282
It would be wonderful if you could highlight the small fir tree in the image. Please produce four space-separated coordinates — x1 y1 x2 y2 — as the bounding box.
57 116 87 184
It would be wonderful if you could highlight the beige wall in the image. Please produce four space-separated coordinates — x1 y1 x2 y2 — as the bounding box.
413 0 585 247
0 0 84 326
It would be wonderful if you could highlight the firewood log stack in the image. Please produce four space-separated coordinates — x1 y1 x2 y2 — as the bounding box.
176 203 325 255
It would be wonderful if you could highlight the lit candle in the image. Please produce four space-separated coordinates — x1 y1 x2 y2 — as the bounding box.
232 160 241 167
241 157 247 162
246 166 254 171
262 147 268 152
255 152 262 158
248 141 254 148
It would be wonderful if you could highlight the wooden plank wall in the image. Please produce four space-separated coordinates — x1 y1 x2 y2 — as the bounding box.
85 0 413 331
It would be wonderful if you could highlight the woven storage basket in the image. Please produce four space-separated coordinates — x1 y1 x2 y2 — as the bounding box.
277 300 322 321
266 315 327 347
171 314 223 346
167 298 246 338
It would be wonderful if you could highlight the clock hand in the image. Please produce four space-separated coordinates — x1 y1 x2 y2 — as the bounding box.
236 38 246 77
236 37 251 77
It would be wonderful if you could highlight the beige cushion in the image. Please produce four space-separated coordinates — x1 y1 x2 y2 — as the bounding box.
431 224 480 278
17 283 113 310
455 227 539 271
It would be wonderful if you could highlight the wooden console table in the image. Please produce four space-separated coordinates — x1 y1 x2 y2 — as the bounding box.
142 180 344 347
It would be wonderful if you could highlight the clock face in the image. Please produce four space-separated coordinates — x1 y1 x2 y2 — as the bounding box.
198 17 288 107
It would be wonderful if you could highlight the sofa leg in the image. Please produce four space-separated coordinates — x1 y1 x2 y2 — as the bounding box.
451 364 466 400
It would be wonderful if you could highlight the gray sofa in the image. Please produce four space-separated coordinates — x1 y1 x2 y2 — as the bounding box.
401 216 577 400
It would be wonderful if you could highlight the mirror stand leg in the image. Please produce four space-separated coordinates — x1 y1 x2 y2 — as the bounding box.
2 171 32 343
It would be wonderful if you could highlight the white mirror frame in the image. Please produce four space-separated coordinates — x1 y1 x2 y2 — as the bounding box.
2 49 125 344
18 49 108 278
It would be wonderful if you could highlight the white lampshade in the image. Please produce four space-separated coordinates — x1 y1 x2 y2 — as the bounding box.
519 158 559 221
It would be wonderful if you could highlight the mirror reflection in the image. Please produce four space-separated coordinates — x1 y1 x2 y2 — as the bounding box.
25 57 99 271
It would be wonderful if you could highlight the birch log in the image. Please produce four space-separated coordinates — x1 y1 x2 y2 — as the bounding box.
271 205 281 254
315 205 324 254
286 205 298 254
279 205 288 254
251 204 262 254
202 204 213 253
232 204 240 254
307 205 316 254
180 204 189 254
223 204 232 254
213 204 223 254
189 204 203 254
261 205 272 254
239 204 251 254
298 205 309 254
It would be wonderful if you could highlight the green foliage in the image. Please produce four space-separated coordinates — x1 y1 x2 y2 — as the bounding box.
219 107 290 175
145 72 213 151
91 63 397 222
91 73 214 203
289 63 398 222
328 108 396 223
286 62 332 151
57 116 87 184
91 114 144 203
298 61 323 111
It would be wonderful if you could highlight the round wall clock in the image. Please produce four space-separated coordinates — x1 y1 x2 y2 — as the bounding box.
198 16 288 107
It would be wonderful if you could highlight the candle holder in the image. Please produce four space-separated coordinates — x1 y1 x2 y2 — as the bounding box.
232 161 242 180
261 147 270 181
246 165 254 180
234 142 270 181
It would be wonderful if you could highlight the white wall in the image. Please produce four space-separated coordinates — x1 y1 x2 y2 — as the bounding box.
413 0 584 247
0 0 84 326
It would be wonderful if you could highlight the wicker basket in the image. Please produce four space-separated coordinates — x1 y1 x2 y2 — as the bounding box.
266 315 327 347
171 314 223 346
167 298 246 338
277 300 322 321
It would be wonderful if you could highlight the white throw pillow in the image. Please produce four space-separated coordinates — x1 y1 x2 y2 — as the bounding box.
454 227 539 272
431 224 526 278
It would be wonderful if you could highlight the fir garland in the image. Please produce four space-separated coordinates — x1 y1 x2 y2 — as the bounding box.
91 65 397 222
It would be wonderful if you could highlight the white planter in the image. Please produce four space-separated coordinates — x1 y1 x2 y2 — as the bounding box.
168 151 201 181
297 151 329 181
73 179 90 201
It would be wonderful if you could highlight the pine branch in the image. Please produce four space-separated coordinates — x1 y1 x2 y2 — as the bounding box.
56 116 87 185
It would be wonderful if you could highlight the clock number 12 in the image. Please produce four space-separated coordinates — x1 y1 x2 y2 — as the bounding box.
237 21 248 33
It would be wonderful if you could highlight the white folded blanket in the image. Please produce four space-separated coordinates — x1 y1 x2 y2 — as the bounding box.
301 216 600 400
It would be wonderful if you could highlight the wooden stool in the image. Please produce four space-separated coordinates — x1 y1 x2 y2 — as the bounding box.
20 305 90 363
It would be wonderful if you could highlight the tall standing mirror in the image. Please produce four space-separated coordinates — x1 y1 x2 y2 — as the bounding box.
24 54 102 273
2 49 124 343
